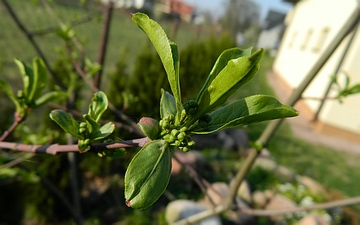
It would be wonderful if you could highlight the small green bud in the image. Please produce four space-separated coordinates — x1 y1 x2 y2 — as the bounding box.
177 132 186 141
171 129 179 137
187 140 195 148
79 127 87 134
180 127 187 132
181 146 189 152
183 100 198 116
168 134 176 143
79 122 87 128
84 139 91 145
174 140 181 147
138 117 160 140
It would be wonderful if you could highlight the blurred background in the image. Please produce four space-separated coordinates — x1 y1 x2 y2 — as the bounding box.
1 0 360 224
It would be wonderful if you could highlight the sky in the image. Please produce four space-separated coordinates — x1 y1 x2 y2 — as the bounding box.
182 0 293 22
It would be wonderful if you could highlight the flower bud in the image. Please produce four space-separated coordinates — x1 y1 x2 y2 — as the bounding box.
138 117 160 140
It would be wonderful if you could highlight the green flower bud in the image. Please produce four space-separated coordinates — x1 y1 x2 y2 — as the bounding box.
79 122 87 128
181 146 189 152
171 129 179 137
174 140 181 147
187 140 195 148
177 132 186 142
78 127 86 134
180 127 187 132
138 117 160 140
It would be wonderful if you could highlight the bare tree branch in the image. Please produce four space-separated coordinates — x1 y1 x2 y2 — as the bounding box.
0 137 149 155
0 112 24 141
93 1 114 89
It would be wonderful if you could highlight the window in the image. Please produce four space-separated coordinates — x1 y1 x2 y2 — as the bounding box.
312 27 330 53
288 30 298 48
300 28 313 51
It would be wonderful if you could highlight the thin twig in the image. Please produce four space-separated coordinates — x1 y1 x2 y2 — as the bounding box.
0 137 150 155
29 15 94 37
1 0 66 89
0 153 34 170
93 1 114 89
172 153 221 207
48 102 140 134
0 112 24 141
65 43 143 136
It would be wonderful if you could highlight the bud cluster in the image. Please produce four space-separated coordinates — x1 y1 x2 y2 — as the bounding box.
159 114 195 152
78 122 91 151
183 100 198 116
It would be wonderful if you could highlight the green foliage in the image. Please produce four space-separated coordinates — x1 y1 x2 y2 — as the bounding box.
106 32 235 122
125 140 172 209
122 12 297 209
133 13 182 124
331 72 360 102
0 58 67 117
50 91 115 152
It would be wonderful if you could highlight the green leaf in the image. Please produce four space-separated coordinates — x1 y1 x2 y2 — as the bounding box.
192 95 298 134
88 91 108 122
83 114 100 135
346 84 360 95
14 58 33 100
132 13 182 124
160 89 176 119
195 49 264 119
92 122 115 140
0 79 23 114
196 48 252 103
50 109 82 139
31 58 47 101
34 91 67 107
125 140 172 209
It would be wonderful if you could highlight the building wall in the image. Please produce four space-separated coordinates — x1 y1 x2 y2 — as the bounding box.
273 0 360 136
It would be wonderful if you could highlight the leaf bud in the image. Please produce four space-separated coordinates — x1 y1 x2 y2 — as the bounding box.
171 129 179 137
177 132 186 142
181 146 189 152
180 127 187 132
138 117 160 140
174 140 181 147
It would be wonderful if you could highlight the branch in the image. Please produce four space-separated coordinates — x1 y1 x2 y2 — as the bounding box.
0 137 150 155
0 112 24 141
301 96 338 101
65 45 143 135
173 153 221 207
1 0 66 90
93 1 114 89
48 103 140 134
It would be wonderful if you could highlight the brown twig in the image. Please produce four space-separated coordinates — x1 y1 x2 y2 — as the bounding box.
0 137 150 155
0 112 24 141
93 1 114 89
172 153 219 207
65 43 143 135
